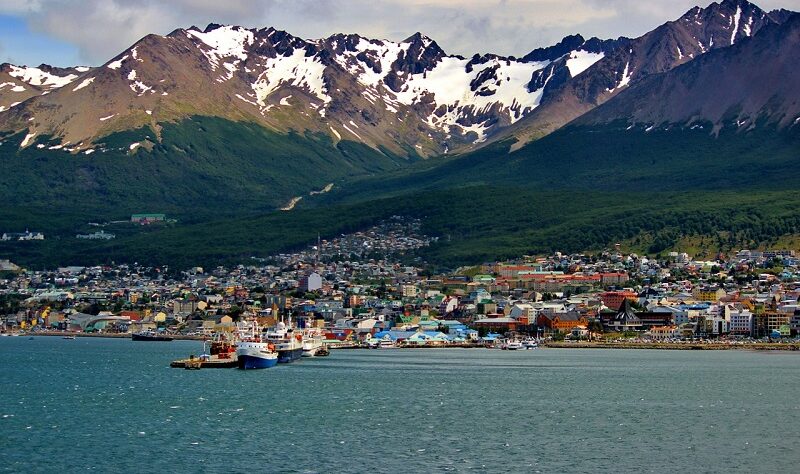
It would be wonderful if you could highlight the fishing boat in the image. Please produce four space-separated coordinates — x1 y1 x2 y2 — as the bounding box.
235 322 278 370
264 321 304 363
131 330 174 341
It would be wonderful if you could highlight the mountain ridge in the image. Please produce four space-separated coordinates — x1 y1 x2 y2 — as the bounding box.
0 24 618 157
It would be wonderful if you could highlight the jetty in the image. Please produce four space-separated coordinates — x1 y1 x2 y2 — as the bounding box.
170 354 237 368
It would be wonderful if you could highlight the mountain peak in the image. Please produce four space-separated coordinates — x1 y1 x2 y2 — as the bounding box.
523 34 585 62
403 32 432 44
203 23 226 33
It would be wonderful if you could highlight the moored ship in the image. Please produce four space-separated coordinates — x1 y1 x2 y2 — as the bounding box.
301 328 325 357
265 321 304 363
235 322 278 370
236 340 278 369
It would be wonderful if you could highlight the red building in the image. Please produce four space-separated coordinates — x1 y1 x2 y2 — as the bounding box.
600 291 638 311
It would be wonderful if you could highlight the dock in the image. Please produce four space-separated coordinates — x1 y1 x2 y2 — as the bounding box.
170 355 238 368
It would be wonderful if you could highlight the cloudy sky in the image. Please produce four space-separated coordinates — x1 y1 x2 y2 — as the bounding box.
0 0 797 66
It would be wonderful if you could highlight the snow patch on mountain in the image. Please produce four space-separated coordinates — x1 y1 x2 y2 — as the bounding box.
0 82 26 92
251 49 331 109
72 77 94 92
336 38 409 88
8 65 77 89
107 55 128 70
394 56 550 128
341 122 362 140
20 131 36 148
608 61 633 91
731 5 742 44
187 26 254 71
743 14 754 37
565 51 604 77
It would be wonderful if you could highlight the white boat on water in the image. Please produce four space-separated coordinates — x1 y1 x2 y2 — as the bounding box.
523 339 539 350
301 328 325 357
505 340 524 350
367 335 396 349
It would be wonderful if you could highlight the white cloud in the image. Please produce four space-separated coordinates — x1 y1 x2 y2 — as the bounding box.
1 0 797 65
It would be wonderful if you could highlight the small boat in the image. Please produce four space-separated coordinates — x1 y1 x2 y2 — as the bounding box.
62 335 76 340
523 339 539 350
505 340 523 350
368 336 396 349
315 345 330 357
131 330 174 341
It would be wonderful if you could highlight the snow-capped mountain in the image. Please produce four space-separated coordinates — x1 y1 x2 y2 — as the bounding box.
501 0 788 148
0 64 90 112
0 23 615 155
0 0 794 158
575 12 800 132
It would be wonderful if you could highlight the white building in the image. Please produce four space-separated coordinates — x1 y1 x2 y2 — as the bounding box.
726 307 753 336
300 272 323 292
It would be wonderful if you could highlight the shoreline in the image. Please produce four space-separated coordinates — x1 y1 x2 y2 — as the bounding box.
543 341 800 351
7 333 800 351
7 331 205 341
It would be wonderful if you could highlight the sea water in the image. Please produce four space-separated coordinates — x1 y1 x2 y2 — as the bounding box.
1 337 799 473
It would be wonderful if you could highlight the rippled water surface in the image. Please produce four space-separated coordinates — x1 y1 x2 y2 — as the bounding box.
1 337 799 473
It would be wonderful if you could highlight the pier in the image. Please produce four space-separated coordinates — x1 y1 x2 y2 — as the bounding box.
170 355 238 368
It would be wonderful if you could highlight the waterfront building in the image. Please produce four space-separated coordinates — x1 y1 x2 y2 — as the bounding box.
607 300 643 332
727 307 754 336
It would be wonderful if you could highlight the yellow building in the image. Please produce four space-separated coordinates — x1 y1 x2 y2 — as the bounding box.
692 287 726 302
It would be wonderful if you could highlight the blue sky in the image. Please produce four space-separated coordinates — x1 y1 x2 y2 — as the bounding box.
0 15 81 66
0 0 797 67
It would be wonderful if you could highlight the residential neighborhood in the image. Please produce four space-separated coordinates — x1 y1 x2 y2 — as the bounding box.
2 219 799 346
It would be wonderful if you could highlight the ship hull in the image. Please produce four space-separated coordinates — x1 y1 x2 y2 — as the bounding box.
302 339 325 357
236 343 278 370
277 347 304 363
237 354 279 369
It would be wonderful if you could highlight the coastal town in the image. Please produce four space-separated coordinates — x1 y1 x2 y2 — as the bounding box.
2 218 799 349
